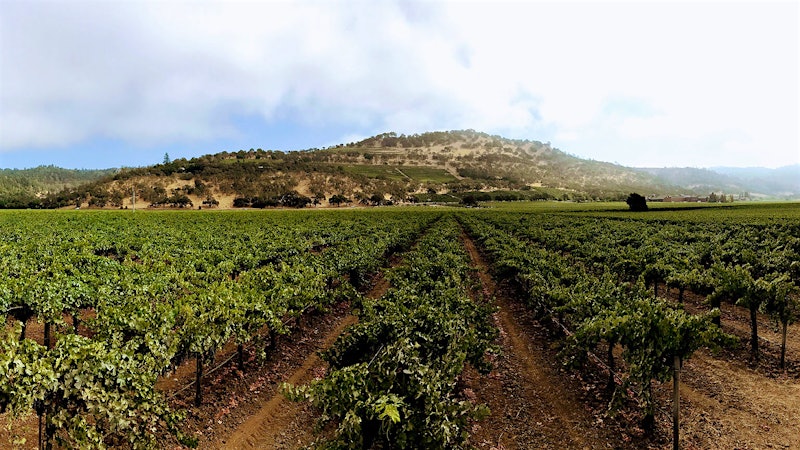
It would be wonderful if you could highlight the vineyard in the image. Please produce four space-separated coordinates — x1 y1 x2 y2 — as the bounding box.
2 202 799 449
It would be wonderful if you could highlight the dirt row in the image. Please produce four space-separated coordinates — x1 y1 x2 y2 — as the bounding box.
211 230 646 449
461 233 800 450
460 232 641 449
209 276 390 449
6 233 799 449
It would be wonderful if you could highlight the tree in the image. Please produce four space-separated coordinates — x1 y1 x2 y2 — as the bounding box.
279 191 311 208
202 196 219 208
461 195 478 207
626 193 648 211
369 193 384 206
163 153 171 164
329 194 350 207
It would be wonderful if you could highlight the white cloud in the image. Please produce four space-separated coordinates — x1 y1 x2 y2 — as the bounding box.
1 0 797 168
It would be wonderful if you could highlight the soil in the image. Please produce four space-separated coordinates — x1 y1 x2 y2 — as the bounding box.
162 301 357 449
205 269 393 450
674 350 800 449
211 312 356 449
460 232 646 450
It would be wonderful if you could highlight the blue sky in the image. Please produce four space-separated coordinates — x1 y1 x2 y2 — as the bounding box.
0 118 358 169
1 0 798 170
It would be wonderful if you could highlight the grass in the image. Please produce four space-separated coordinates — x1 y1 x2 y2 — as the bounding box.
414 193 461 203
338 165 456 183
397 166 456 183
482 200 800 223
340 165 407 181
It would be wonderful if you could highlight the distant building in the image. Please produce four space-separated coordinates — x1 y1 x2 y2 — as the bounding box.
648 195 713 203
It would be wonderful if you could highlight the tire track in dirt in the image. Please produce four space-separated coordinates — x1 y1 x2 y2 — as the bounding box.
217 273 392 450
460 231 618 449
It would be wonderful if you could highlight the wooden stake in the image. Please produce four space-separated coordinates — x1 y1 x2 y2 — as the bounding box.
195 354 203 407
673 355 681 450
781 321 787 370
38 413 43 450
44 322 51 349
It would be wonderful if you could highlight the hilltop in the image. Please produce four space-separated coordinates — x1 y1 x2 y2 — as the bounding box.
3 131 797 208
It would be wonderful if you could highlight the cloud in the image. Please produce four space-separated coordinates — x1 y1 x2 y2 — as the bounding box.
1 0 797 169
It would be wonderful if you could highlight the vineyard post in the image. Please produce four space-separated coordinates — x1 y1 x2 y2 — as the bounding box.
35 400 44 450
780 321 787 369
672 355 681 450
748 302 759 363
606 340 616 393
45 418 54 450
195 353 203 407
269 330 276 353
132 187 135 212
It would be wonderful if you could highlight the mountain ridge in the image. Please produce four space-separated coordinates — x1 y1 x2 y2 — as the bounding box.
641 164 800 199
2 131 797 208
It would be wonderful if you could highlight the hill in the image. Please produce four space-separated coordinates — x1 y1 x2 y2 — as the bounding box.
3 131 795 208
0 166 116 208
641 165 800 200
710 165 800 198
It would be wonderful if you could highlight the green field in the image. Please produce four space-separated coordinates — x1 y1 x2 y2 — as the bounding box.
486 199 800 222
340 164 407 181
338 164 456 183
2 201 799 449
397 166 457 183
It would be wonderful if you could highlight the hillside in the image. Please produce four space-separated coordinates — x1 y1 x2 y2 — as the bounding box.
3 130 792 209
642 165 800 200
710 165 800 198
0 166 116 208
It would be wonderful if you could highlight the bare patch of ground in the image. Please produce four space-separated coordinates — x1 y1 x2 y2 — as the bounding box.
667 350 800 449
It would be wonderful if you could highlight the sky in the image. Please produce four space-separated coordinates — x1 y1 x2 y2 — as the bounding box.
1 0 798 170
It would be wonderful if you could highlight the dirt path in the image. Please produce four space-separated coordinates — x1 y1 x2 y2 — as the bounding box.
216 314 357 449
460 232 628 449
215 273 392 450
